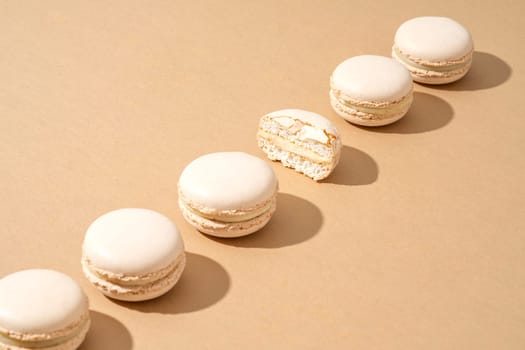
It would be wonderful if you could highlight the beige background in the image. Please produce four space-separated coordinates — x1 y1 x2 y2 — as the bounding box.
1 0 524 349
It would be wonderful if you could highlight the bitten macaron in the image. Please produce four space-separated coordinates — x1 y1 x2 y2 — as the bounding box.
0 269 90 350
330 55 413 126
178 152 278 238
82 208 185 302
257 109 341 180
392 16 474 84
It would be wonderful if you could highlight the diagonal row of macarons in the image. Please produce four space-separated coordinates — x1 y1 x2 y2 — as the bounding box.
331 16 473 126
0 16 473 350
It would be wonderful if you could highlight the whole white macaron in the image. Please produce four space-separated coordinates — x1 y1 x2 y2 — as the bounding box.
330 55 413 126
82 208 186 302
392 16 474 84
0 269 90 350
178 152 278 238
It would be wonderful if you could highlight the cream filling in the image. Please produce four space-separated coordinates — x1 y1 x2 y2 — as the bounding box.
182 199 274 223
330 90 413 116
0 318 88 349
257 130 331 164
393 47 471 72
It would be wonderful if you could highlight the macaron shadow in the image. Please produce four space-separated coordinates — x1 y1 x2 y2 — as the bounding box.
321 145 378 186
355 92 453 134
207 193 322 248
429 51 512 91
111 252 230 314
78 311 132 350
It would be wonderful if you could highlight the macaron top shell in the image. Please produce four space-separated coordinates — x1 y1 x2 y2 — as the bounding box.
266 109 340 138
0 269 88 333
178 152 277 210
83 208 184 275
394 16 473 62
331 55 413 102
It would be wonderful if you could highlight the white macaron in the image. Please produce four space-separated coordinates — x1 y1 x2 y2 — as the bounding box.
392 16 474 84
178 152 278 238
0 269 90 350
82 208 186 302
330 55 414 126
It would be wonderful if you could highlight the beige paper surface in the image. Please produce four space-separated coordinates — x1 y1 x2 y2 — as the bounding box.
1 1 524 349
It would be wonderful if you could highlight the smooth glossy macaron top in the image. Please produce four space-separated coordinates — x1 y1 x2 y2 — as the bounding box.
83 208 184 275
331 55 413 102
0 269 88 333
394 16 473 62
178 152 277 210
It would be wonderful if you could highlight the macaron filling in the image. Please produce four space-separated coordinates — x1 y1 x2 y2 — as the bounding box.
258 138 333 179
330 89 413 119
179 196 275 223
257 130 332 164
83 256 183 287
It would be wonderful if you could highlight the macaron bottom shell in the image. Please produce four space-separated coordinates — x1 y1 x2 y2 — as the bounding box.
81 254 186 302
392 46 473 85
0 317 90 350
178 197 276 238
257 137 337 180
329 90 412 126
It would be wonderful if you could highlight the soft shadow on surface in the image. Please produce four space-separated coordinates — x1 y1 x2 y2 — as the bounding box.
114 253 229 314
79 311 132 350
322 145 378 186
208 193 322 248
358 92 453 134
431 51 511 91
